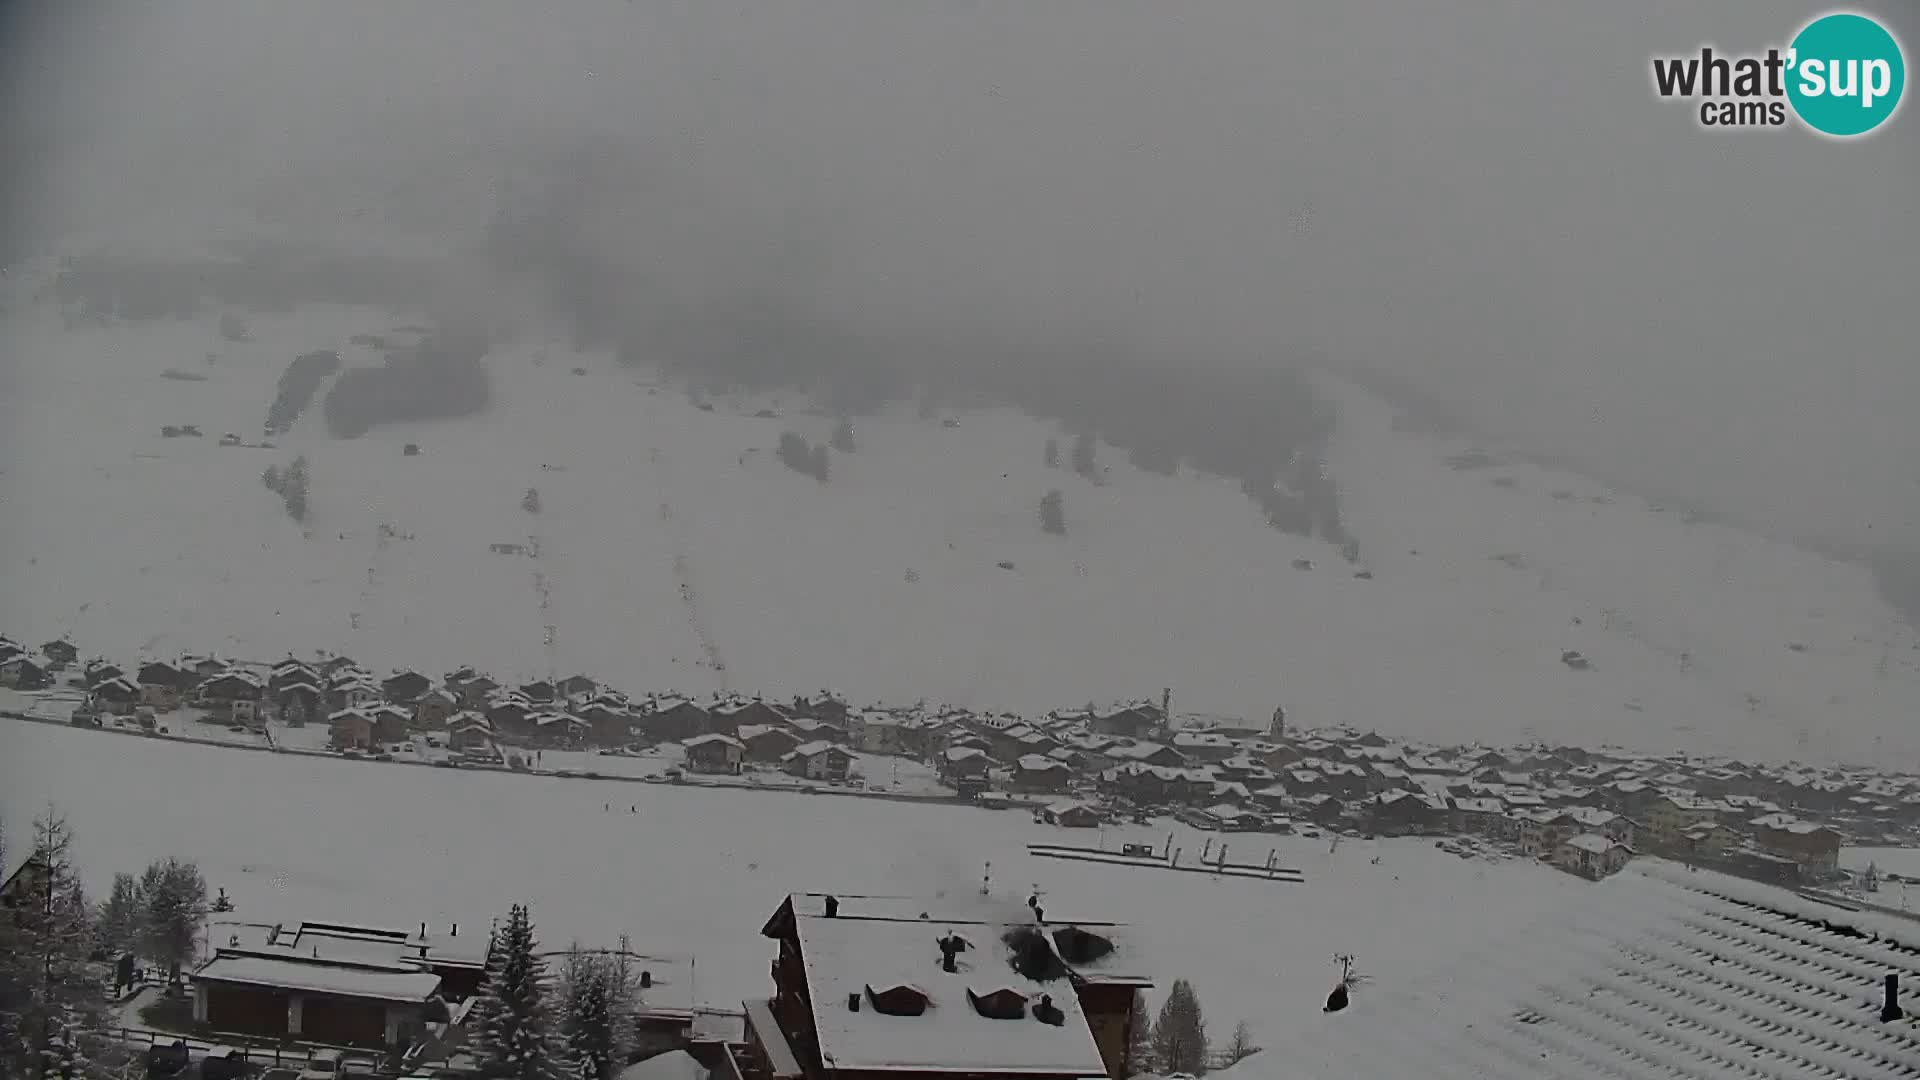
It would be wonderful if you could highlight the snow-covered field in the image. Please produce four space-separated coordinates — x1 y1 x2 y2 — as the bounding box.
0 719 1586 1045
4 296 1920 763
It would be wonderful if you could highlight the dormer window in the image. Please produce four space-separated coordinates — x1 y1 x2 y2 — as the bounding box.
866 983 930 1017
968 987 1029 1020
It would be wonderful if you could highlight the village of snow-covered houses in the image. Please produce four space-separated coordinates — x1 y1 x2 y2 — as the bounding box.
10 630 1920 1080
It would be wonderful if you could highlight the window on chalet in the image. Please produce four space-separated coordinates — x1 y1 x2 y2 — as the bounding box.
967 987 1029 1020
865 983 930 1016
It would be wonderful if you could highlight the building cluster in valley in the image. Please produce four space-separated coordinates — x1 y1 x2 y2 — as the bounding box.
4 633 1909 889
13 635 1920 1080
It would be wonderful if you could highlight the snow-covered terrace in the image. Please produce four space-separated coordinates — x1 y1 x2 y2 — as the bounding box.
793 913 1109 1076
192 955 442 1003
776 893 1155 990
1238 859 1920 1079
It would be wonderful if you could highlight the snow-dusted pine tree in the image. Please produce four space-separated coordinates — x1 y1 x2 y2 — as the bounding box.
1125 990 1156 1077
557 943 638 1080
1151 979 1209 1075
138 857 208 985
0 809 107 1080
96 873 144 957
470 905 566 1080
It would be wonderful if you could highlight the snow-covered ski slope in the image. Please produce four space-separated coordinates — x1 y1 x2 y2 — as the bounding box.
0 720 1587 1045
3 300 1919 764
1229 857 1920 1080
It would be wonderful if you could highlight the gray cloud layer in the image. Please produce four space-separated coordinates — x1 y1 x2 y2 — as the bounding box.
5 0 1917 558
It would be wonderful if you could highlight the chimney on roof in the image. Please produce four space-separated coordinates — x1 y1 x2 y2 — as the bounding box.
640 970 652 989
1034 994 1064 1027
848 992 861 1012
1882 973 1904 1023
937 934 967 973
452 922 458 937
420 922 428 940
824 896 839 918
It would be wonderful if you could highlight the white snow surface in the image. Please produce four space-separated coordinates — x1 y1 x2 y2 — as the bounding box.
193 955 442 1002
615 1051 708 1080
1 720 1585 1045
4 302 1920 763
795 913 1107 1075
1228 858 1920 1080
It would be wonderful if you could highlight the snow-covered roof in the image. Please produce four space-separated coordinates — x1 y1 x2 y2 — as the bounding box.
1109 742 1177 761
1560 833 1623 854
614 1050 707 1080
684 733 744 750
793 914 1108 1075
1017 754 1068 773
193 955 441 1003
792 740 848 758
1233 859 1920 1080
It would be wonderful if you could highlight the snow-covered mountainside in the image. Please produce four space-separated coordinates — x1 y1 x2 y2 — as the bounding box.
3 298 1919 764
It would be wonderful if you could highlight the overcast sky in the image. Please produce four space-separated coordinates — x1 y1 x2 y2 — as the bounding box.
5 0 1916 555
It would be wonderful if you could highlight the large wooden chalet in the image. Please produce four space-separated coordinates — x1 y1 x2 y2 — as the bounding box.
743 893 1151 1080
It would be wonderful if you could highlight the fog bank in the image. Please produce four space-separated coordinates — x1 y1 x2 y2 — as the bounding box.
4 0 1916 564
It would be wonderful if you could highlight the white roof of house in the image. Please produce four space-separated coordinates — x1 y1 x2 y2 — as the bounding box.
683 733 744 750
1017 754 1068 772
193 955 441 1002
614 1050 707 1080
1109 742 1176 761
1230 859 1920 1080
793 914 1109 1075
1560 833 1622 854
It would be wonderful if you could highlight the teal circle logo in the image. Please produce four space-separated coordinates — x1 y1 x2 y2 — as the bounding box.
1787 12 1905 137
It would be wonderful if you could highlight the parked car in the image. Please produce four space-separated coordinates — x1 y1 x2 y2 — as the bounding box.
201 1046 252 1080
144 1040 190 1078
297 1050 342 1080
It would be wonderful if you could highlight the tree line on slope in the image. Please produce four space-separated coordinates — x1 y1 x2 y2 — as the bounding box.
262 456 311 523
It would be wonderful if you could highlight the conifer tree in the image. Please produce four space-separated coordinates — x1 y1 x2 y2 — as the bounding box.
470 905 565 1080
0 809 106 1080
1125 990 1156 1077
1071 432 1098 478
1040 490 1066 536
95 874 144 957
1151 979 1209 1075
557 944 637 1080
138 858 207 986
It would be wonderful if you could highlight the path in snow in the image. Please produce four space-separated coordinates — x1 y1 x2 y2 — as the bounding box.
642 393 732 691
